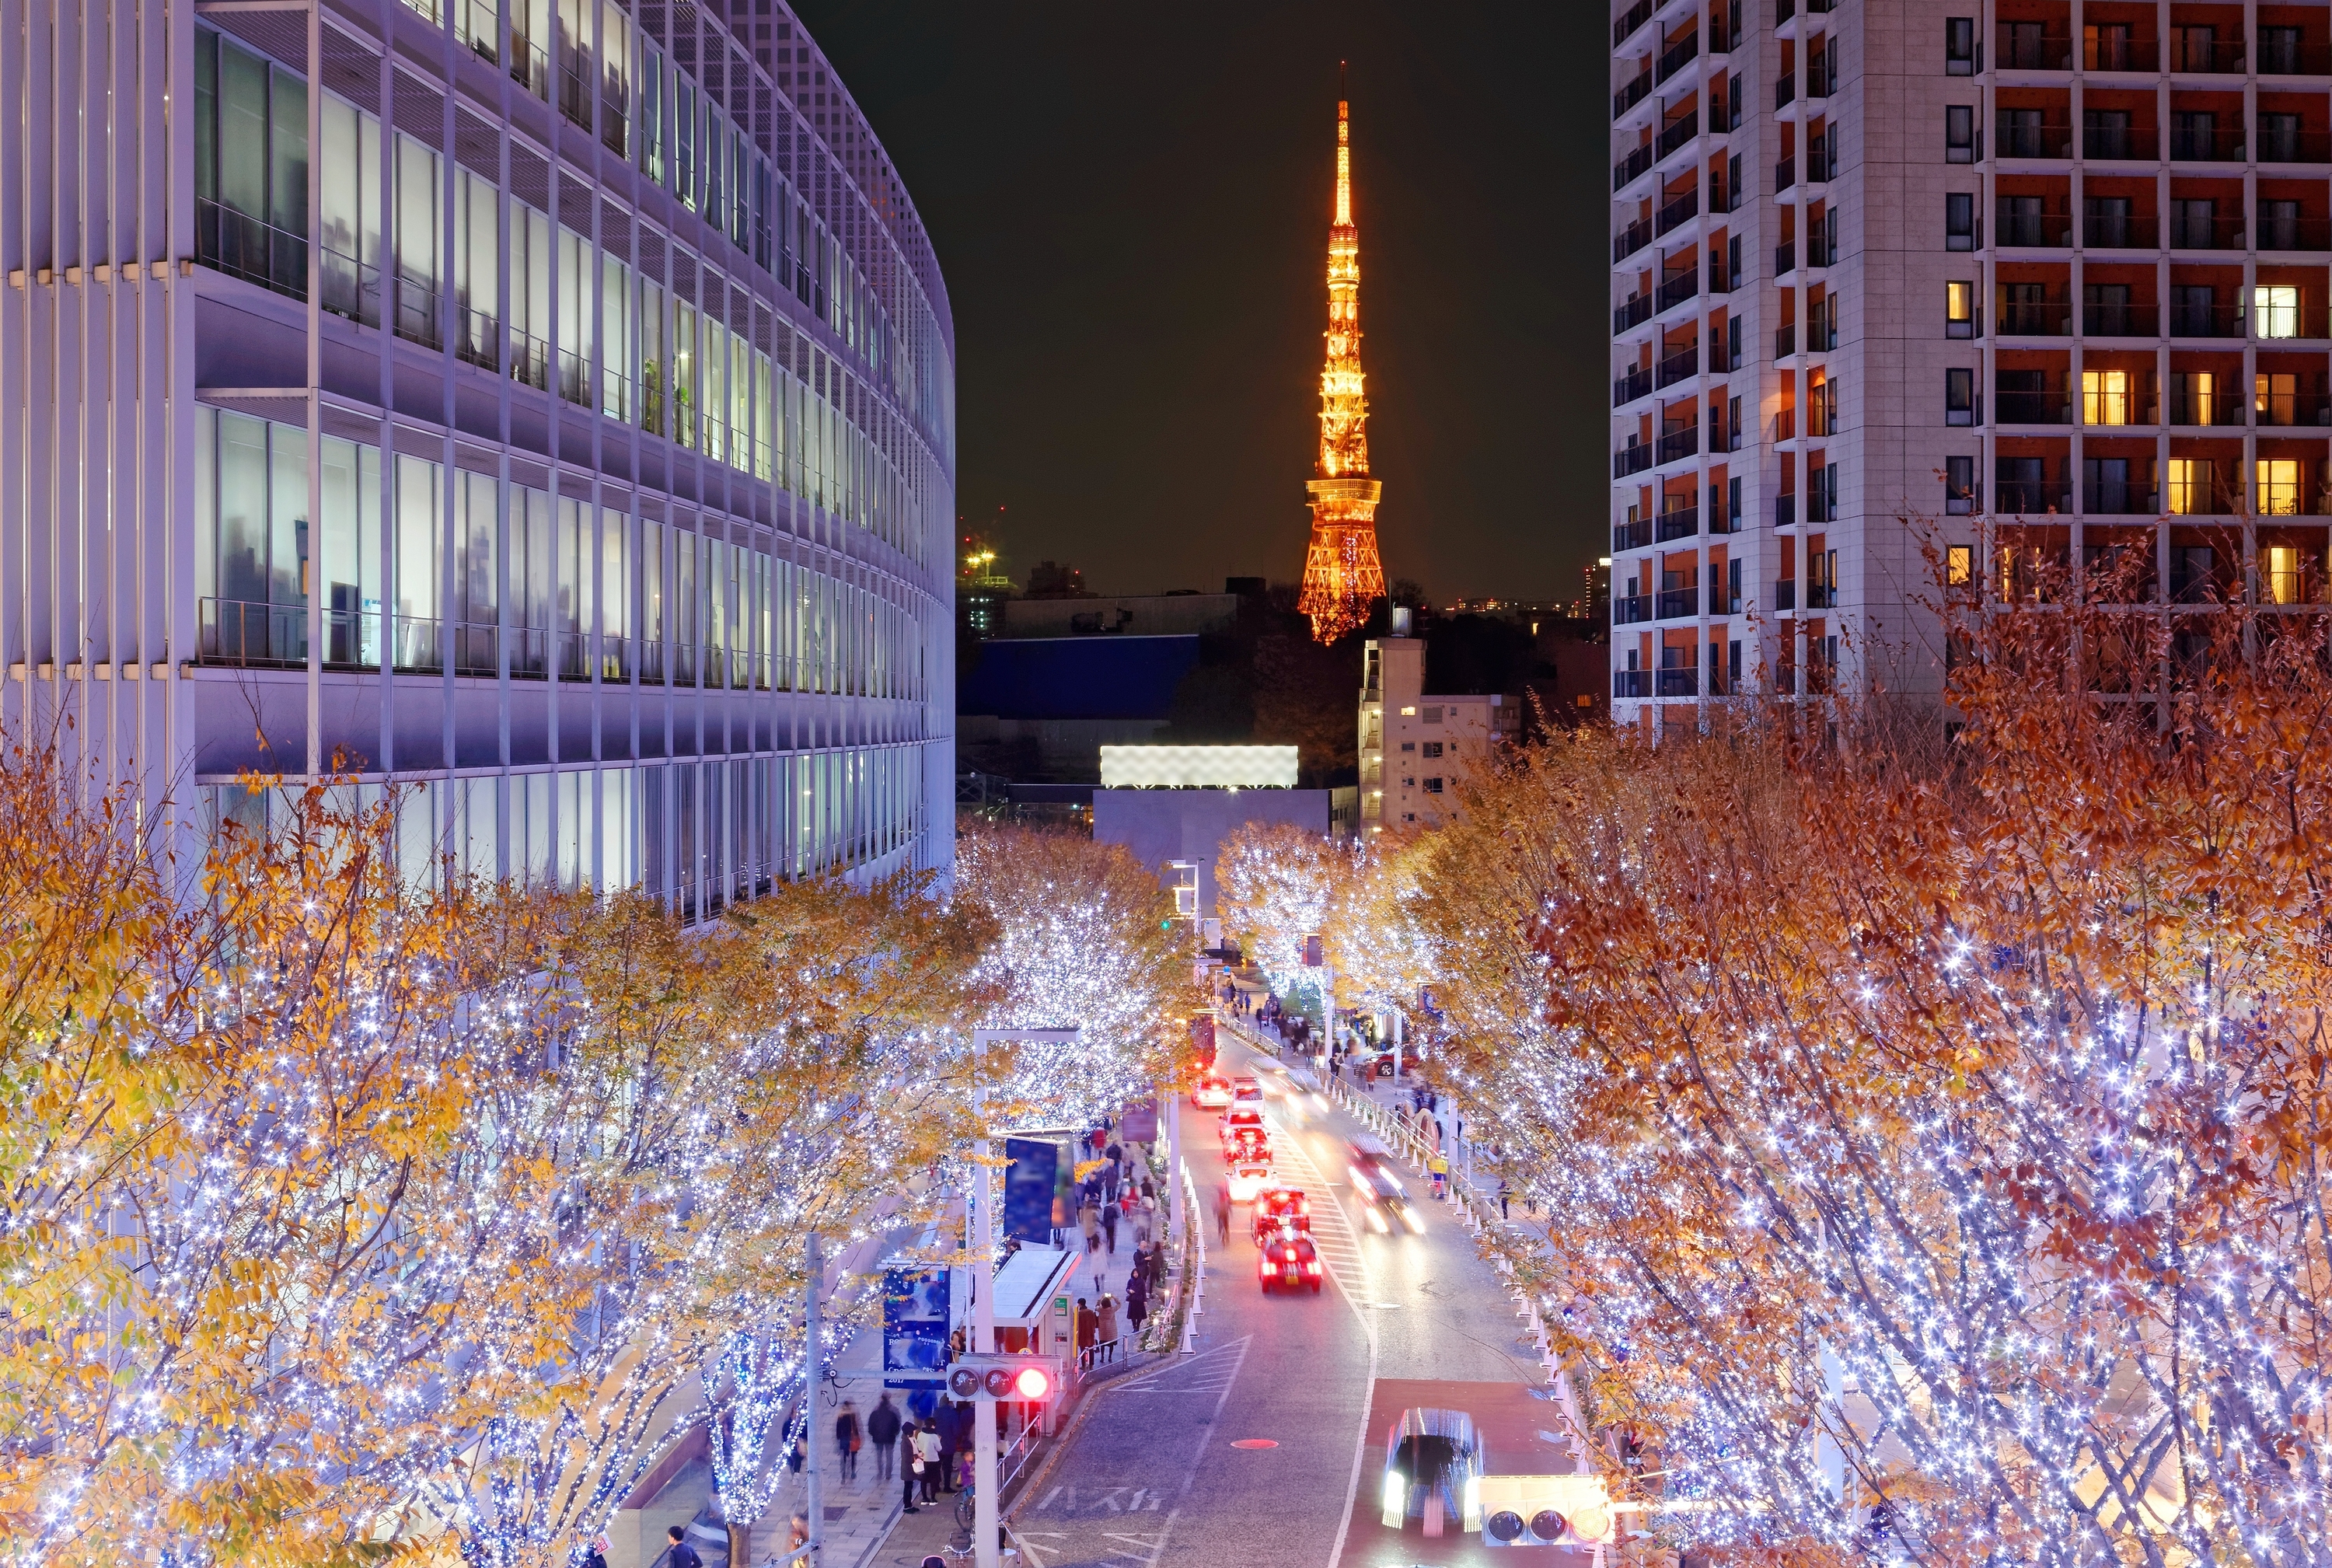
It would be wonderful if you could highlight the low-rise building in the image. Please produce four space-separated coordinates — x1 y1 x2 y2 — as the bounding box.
1359 612 1505 834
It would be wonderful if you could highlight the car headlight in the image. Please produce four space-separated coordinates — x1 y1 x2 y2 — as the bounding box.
1382 1472 1406 1521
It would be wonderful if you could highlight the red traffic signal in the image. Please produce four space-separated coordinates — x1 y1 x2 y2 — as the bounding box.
947 1355 1060 1402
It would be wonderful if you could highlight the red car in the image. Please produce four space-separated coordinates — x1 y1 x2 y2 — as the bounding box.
1251 1186 1311 1243
1258 1228 1324 1293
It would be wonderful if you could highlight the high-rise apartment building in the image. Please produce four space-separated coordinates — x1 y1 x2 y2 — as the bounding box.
3 0 955 910
1610 0 2332 718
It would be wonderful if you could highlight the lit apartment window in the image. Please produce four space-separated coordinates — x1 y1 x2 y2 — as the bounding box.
2258 372 2299 426
2256 285 2300 339
1423 777 1444 794
2259 459 2302 516
2082 368 2130 426
1944 455 1978 514
1946 281 1974 337
1946 545 1973 585
2166 457 2213 515
2264 544 2306 605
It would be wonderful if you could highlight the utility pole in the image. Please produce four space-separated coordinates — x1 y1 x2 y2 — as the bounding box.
804 1231 822 1568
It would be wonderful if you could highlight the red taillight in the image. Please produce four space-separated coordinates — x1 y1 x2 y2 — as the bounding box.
1305 1262 1321 1273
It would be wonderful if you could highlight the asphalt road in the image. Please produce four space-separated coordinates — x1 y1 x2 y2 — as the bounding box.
1008 1030 1555 1568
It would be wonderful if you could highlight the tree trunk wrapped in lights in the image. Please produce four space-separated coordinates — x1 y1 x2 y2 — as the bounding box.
1378 572 2332 1564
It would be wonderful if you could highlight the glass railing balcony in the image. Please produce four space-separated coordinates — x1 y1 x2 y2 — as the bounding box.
1614 365 1653 407
1655 669 1699 697
2082 302 2159 335
2081 213 2158 250
2169 124 2246 162
1995 481 2072 514
1995 388 2072 424
1614 69 1653 120
2082 124 2158 160
1774 580 1797 611
452 621 500 678
1613 517 1653 552
1656 269 1699 311
393 271 442 350
1614 596 1653 627
1656 345 1700 388
1655 424 1700 464
197 198 308 302
1997 299 2071 334
1655 32 1699 86
1612 0 1653 48
2258 215 2332 252
2169 39 2246 74
2170 303 2245 337
319 244 382 329
1656 505 1700 541
1995 117 2071 159
1997 211 2073 247
1615 443 1654 478
2082 483 2161 515
1656 112 1699 161
1655 188 1699 235
1613 669 1649 698
393 615 443 672
510 329 551 392
1614 144 1655 191
1996 27 2073 69
1614 216 1653 263
1615 295 1654 333
197 598 309 669
1656 589 1698 620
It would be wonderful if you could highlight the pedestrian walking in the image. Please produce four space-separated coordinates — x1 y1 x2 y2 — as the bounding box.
868 1392 901 1481
835 1399 861 1482
1429 1151 1449 1201
900 1420 923 1513
1498 1177 1510 1221
1075 1296 1099 1366
1101 1200 1119 1255
1096 1294 1119 1360
786 1429 806 1473
664 1526 703 1568
1127 1271 1150 1336
1213 1181 1231 1245
916 1422 943 1503
1078 1195 1101 1255
584 1537 611 1568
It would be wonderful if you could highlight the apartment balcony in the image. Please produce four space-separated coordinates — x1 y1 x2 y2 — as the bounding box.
1655 268 1699 313
1613 0 1653 48
1615 215 1653 263
1655 30 1699 87
2258 215 2332 253
1775 322 1796 357
1614 68 1653 120
1996 117 2072 160
2262 125 2332 164
1995 387 2073 424
1615 295 1653 333
2165 387 2247 425
2170 38 2246 75
2169 302 2246 338
1613 669 1649 698
1614 144 1654 192
1655 187 1698 236
2083 482 2161 515
1995 480 2073 514
2255 393 2332 428
1615 442 1654 478
2083 302 2159 335
1776 155 1795 191
2084 122 2160 162
1775 239 1796 275
2082 212 2160 250
1614 365 1653 407
2167 215 2246 250
1996 25 2073 72
1613 517 1653 552
1655 504 1699 541
1999 211 2074 248
1655 669 1700 697
1775 72 1794 110
1655 344 1700 389
1999 299 2072 334
1775 493 1796 526
1773 579 1797 611
2260 35 2332 75
1656 588 1699 620
2169 124 2248 162
1654 422 1700 465
1804 584 1836 609
2081 32 2161 72
1656 111 1700 162
1614 595 1653 627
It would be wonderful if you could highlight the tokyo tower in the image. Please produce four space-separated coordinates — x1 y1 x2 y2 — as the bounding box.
1297 72 1388 644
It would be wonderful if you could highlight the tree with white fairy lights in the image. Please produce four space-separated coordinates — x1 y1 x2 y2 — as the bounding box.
1356 553 2332 1564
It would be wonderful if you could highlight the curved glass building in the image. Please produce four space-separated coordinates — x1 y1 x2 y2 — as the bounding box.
2 0 955 910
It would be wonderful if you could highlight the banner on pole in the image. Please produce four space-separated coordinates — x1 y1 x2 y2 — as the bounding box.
881 1262 951 1388
1002 1138 1060 1244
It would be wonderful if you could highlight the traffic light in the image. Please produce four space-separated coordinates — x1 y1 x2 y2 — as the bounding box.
943 1354 1060 1403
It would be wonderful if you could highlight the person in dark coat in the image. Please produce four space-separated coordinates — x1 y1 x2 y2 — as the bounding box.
868 1392 902 1481
899 1419 922 1513
664 1526 703 1568
835 1399 861 1482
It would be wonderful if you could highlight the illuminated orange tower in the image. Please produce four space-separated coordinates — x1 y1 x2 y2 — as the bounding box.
1297 73 1388 644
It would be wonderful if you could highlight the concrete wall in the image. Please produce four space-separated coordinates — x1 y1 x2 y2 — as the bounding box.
1092 788 1334 917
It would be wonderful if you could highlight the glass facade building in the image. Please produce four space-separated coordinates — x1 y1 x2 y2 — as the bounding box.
2 0 956 910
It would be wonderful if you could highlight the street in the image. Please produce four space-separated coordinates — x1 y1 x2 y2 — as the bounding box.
1006 1027 1564 1568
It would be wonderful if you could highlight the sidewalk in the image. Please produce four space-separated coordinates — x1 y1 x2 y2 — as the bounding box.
821 1179 1172 1567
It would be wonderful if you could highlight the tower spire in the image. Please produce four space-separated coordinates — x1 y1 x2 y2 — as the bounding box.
1298 68 1387 644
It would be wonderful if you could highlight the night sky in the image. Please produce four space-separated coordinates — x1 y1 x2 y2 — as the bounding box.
791 2 1609 605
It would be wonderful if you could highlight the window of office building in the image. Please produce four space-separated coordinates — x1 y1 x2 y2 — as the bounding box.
2257 285 2301 340
2082 368 2130 426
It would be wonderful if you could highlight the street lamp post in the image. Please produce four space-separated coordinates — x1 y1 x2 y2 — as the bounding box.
966 1026 1079 1568
803 1231 822 1568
